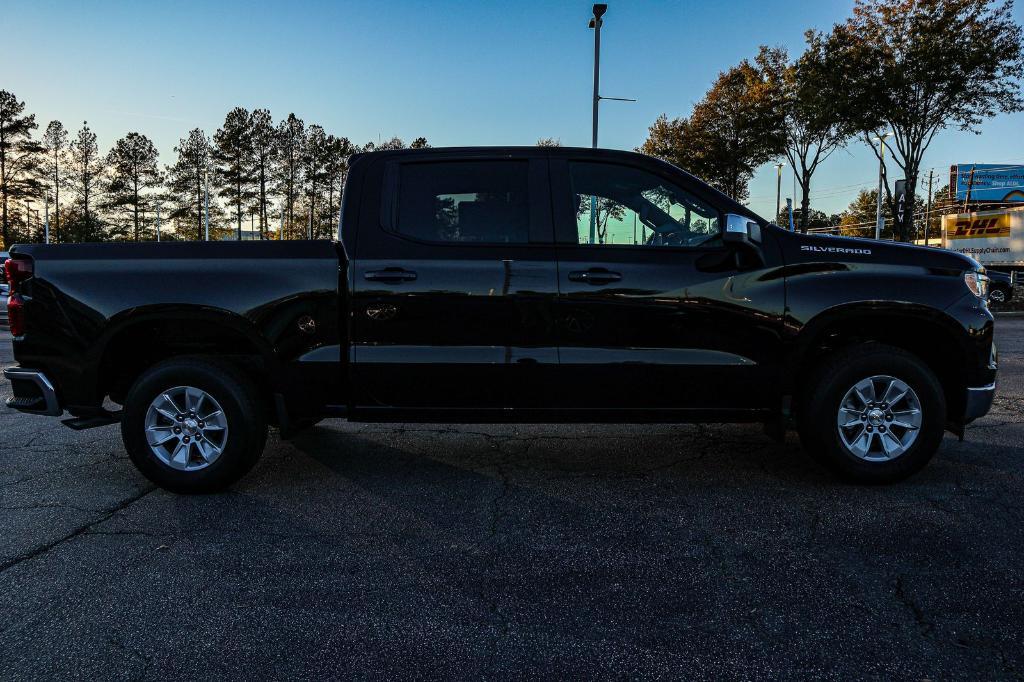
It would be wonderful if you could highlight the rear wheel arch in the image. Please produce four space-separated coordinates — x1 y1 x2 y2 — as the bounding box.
94 309 276 406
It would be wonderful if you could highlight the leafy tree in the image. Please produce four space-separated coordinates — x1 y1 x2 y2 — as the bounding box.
65 122 106 242
774 207 839 230
0 90 40 248
823 0 1024 241
249 109 276 239
104 132 162 241
362 137 406 152
409 136 430 149
40 121 68 242
213 107 255 240
274 114 305 239
167 128 217 241
761 42 853 232
536 137 562 147
640 56 785 201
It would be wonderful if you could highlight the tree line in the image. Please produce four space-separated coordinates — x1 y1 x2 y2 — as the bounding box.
0 96 429 248
639 0 1024 239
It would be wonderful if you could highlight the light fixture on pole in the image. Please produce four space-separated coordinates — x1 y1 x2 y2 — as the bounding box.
872 132 893 240
774 162 784 223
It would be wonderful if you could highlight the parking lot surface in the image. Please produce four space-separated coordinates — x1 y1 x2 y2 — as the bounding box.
1 321 1022 679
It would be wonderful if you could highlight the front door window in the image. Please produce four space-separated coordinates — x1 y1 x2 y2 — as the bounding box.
569 161 721 248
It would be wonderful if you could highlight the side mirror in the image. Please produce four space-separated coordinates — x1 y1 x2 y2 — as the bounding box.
723 213 761 244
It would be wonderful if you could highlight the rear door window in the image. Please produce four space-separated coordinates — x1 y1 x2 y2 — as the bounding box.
395 161 530 244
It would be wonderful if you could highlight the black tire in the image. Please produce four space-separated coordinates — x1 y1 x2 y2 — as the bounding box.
121 357 267 494
989 284 1012 304
798 344 946 484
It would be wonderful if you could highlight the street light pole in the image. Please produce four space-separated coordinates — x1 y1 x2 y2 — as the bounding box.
588 4 606 244
590 4 605 150
774 163 784 223
873 132 893 240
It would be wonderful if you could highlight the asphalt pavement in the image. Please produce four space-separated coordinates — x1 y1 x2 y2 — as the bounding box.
1 322 1022 679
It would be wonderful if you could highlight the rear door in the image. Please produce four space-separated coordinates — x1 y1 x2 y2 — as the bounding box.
350 153 559 411
551 156 785 412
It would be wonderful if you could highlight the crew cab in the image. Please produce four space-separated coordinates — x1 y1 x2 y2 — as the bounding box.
3 147 997 492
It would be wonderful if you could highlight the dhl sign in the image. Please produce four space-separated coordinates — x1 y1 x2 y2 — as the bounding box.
945 213 1012 240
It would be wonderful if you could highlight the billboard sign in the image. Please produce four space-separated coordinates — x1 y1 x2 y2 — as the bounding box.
952 164 1024 203
942 206 1024 266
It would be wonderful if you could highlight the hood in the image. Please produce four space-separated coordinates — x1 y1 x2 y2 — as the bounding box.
774 228 981 273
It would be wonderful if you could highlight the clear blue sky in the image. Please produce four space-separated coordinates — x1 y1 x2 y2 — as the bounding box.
7 0 1024 219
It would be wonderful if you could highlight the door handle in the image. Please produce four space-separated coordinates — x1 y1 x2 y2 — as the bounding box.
568 268 622 285
364 267 417 284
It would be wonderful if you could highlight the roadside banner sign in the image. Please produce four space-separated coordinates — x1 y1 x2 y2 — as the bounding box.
952 164 1024 203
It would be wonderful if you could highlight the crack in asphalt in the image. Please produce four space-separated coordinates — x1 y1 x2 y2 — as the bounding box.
894 574 934 638
0 485 156 575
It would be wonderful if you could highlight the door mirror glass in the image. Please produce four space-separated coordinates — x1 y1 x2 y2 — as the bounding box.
723 214 761 244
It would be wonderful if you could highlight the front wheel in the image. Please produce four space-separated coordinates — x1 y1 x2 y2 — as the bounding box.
989 285 1011 304
121 358 267 493
799 344 946 484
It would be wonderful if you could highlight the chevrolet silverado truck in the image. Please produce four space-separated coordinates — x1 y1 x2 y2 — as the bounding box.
3 147 997 492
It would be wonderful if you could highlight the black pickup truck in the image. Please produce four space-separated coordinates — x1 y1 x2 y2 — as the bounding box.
4 147 997 492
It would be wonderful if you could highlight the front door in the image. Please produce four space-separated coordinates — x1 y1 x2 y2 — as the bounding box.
351 155 559 411
550 157 785 412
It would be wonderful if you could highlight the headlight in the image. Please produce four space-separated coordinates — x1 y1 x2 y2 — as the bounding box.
964 271 989 298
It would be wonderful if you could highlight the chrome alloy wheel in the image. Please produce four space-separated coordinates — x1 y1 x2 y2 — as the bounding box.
836 375 922 461
144 386 229 471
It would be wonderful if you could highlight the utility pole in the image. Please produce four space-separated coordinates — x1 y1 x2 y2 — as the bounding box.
924 169 934 246
963 164 976 212
43 194 50 244
873 132 893 240
156 203 162 242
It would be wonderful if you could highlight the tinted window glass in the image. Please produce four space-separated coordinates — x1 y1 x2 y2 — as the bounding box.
569 162 720 247
397 161 530 243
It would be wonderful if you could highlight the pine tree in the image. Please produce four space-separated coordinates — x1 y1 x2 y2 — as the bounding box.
274 114 304 239
167 128 215 241
249 109 276 239
66 122 106 242
302 125 329 239
0 90 40 248
41 121 67 242
322 135 353 239
104 132 162 241
213 107 255 240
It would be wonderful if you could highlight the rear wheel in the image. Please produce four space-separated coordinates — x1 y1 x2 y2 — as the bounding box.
799 344 946 483
122 358 267 493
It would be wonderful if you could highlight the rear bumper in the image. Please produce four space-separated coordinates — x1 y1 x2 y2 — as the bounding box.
3 368 62 416
964 382 996 421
